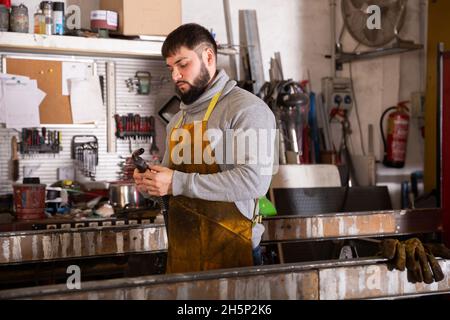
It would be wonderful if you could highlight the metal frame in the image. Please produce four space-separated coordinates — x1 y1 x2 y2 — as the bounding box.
332 0 423 68
0 223 167 265
238 10 265 93
223 0 238 80
1 258 449 300
439 44 450 246
262 208 442 243
0 208 441 265
106 61 116 153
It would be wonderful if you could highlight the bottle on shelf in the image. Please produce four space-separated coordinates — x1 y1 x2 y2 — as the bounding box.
41 1 52 35
52 2 64 35
34 9 45 34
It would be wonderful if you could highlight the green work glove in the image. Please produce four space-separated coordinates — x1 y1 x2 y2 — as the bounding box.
379 238 448 284
258 196 277 217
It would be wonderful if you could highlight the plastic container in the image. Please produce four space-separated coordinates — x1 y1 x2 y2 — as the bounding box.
13 184 47 220
52 1 64 35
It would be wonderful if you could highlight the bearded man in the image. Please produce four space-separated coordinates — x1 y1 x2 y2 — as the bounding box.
134 23 276 273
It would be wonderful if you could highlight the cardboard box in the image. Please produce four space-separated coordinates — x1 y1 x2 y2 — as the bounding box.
100 0 181 36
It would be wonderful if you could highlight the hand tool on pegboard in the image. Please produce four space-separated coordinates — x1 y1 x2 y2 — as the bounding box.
19 128 62 157
114 113 156 141
10 136 19 182
71 135 99 180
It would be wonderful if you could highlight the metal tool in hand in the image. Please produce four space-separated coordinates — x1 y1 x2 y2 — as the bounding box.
131 148 169 227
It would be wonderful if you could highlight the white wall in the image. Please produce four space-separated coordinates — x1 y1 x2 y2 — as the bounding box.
13 0 425 164
182 0 328 89
9 0 426 208
183 0 424 158
182 0 426 208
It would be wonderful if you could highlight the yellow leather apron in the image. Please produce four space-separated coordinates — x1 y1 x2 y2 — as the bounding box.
166 92 254 273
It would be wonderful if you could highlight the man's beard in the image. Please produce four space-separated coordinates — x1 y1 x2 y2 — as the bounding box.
176 63 211 105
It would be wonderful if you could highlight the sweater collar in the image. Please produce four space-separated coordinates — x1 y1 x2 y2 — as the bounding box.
179 69 236 114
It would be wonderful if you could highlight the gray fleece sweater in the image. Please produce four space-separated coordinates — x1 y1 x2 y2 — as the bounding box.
161 69 276 247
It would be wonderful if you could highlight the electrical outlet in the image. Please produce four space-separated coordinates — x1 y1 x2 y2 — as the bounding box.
322 77 354 121
411 91 425 118
23 166 41 178
58 167 75 181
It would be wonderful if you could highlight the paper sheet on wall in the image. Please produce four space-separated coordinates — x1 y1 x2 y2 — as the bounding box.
0 74 31 124
62 61 93 96
0 73 31 82
0 79 5 124
69 76 104 124
2 78 46 128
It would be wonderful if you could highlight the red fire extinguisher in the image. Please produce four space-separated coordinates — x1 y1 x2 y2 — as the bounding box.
380 101 410 168
0 0 10 8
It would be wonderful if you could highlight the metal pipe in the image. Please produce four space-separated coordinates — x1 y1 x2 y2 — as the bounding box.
437 43 444 209
223 0 238 80
330 0 337 77
106 61 116 153
419 0 428 93
0 257 390 300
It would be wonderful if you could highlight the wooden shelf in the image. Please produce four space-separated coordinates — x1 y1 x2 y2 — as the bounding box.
0 32 163 59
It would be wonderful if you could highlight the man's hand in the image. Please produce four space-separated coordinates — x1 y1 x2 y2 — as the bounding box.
379 238 449 284
133 166 174 197
133 169 148 195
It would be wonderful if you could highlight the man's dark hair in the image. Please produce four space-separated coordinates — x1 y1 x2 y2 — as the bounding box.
162 23 217 58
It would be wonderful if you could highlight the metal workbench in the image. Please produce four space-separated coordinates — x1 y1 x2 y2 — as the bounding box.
0 208 448 300
0 257 449 300
0 208 442 265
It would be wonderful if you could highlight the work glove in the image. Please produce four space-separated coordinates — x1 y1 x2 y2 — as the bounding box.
379 238 450 284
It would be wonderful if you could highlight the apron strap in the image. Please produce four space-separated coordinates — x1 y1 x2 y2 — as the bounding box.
174 111 185 129
203 92 222 122
252 198 263 225
174 91 222 128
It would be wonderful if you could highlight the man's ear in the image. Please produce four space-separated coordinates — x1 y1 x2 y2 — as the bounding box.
203 47 215 67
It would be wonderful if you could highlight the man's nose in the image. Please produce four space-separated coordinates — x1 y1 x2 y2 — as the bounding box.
172 69 182 81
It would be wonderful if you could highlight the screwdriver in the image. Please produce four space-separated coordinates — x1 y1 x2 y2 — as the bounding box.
41 127 46 146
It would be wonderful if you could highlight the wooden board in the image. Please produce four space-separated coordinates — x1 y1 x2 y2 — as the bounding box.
6 58 73 124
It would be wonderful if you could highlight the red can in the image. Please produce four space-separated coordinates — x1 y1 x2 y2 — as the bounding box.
13 184 47 220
